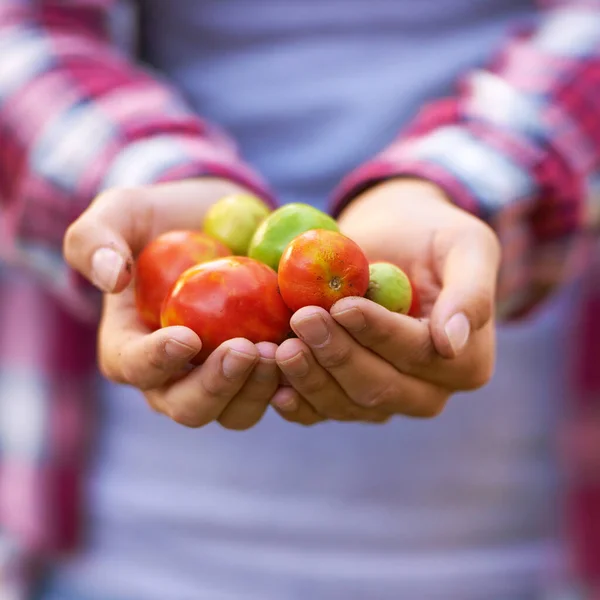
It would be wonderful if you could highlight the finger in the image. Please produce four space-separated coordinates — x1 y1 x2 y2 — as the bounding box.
331 297 494 391
99 288 202 389
276 337 389 422
64 187 147 293
218 342 278 431
64 178 247 293
289 307 447 417
276 338 355 420
271 386 325 426
147 338 259 428
430 230 500 358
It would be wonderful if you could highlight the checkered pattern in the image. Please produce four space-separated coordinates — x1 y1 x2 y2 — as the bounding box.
0 0 273 321
0 0 598 598
334 0 600 314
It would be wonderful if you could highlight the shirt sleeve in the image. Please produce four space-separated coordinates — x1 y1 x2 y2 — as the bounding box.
332 0 600 316
0 0 274 320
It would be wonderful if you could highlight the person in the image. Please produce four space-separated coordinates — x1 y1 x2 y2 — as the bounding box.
0 0 598 598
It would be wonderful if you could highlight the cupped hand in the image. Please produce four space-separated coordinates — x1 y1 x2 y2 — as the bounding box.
273 178 500 424
63 178 279 430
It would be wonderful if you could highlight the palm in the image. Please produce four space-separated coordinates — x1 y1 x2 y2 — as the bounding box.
338 179 475 318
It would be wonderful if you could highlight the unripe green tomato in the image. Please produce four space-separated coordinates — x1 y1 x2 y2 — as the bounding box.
365 262 413 314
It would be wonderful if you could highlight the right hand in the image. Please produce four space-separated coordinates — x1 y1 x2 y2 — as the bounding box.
64 178 279 430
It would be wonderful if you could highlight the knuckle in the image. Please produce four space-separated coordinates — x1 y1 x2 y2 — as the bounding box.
144 340 170 373
399 336 434 372
97 187 153 250
200 372 232 401
319 343 353 370
363 380 402 408
298 373 328 396
117 347 157 390
414 393 449 419
169 403 207 428
360 324 393 350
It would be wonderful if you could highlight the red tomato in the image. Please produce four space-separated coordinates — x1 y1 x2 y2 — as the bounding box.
278 229 370 312
161 256 292 363
135 230 231 330
408 282 421 317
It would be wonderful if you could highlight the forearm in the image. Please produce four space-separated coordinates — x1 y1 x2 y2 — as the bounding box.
332 1 600 316
0 0 273 319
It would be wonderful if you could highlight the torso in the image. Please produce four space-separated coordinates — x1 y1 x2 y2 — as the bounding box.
46 2 574 598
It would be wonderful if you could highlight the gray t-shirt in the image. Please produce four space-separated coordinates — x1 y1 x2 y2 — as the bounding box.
46 1 573 598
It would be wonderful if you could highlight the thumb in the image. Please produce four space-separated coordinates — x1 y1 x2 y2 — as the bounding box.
430 230 500 359
63 178 251 294
63 187 144 294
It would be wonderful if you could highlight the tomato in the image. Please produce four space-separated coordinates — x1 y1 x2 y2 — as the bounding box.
203 193 271 255
161 256 292 363
366 262 413 315
278 229 370 312
408 282 421 318
248 203 339 271
135 230 231 330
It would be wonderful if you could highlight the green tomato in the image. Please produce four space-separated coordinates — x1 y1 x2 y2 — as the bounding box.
203 194 271 256
248 203 339 271
366 262 413 314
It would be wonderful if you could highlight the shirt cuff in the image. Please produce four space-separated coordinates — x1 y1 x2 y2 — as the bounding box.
9 134 275 322
332 112 584 243
330 116 588 320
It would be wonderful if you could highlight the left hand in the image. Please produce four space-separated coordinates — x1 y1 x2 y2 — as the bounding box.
272 178 500 425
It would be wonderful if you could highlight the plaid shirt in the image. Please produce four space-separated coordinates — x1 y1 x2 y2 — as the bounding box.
0 0 599 597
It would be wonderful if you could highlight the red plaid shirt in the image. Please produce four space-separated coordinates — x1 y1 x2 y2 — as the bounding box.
0 0 599 597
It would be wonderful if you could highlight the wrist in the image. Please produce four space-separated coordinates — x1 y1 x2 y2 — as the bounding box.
367 177 452 203
339 176 452 222
188 176 261 201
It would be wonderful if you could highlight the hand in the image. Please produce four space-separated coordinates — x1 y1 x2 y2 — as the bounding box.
272 178 500 424
64 178 279 430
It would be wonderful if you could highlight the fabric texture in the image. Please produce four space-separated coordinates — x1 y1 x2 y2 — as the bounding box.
0 0 598 597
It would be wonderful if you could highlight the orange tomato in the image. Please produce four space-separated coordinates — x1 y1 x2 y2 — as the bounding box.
135 231 231 330
161 257 292 363
278 229 370 312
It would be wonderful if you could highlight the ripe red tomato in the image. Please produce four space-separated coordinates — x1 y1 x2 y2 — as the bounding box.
278 229 370 312
408 282 421 317
135 230 231 330
161 256 292 363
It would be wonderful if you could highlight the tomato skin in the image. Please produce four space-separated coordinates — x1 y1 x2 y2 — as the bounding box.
135 231 231 330
278 229 370 312
161 256 292 363
408 282 421 317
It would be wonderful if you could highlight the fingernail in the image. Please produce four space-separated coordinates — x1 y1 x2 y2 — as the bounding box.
165 339 198 361
293 314 329 346
272 389 299 412
444 313 470 355
222 349 256 379
91 248 124 292
332 307 366 332
252 358 276 382
279 351 309 378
